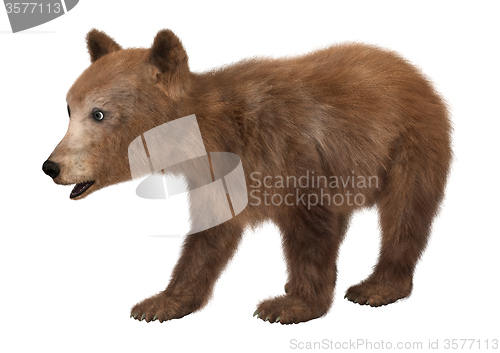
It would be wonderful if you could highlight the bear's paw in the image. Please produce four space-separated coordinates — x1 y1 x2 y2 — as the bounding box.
254 295 328 325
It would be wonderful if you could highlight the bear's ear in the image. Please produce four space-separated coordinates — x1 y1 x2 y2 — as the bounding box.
149 29 188 76
86 29 122 63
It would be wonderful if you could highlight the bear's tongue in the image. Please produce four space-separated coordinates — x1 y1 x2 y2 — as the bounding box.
70 181 95 199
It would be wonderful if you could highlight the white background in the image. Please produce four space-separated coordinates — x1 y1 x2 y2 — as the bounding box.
1 1 499 352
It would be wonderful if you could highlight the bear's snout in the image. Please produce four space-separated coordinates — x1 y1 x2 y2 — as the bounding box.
42 160 60 179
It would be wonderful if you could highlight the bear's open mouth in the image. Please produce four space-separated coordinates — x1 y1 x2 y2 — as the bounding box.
70 181 95 199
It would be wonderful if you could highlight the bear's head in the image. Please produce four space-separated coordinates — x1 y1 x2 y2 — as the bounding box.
42 29 191 199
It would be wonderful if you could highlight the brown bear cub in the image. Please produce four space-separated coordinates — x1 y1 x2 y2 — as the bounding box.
42 29 451 324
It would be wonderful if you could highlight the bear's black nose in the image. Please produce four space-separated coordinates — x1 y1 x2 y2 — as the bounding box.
42 160 60 179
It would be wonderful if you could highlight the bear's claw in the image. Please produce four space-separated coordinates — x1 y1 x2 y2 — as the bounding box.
344 293 368 305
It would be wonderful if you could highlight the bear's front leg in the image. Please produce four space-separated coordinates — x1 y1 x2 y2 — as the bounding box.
254 211 349 324
131 219 244 322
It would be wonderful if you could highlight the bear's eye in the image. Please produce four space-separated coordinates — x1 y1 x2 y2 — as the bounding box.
67 105 70 117
92 109 105 121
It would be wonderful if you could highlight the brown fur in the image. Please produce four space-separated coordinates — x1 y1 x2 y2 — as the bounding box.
43 29 452 324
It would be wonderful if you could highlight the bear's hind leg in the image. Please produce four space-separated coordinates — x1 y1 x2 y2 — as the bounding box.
255 209 349 324
345 127 451 307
